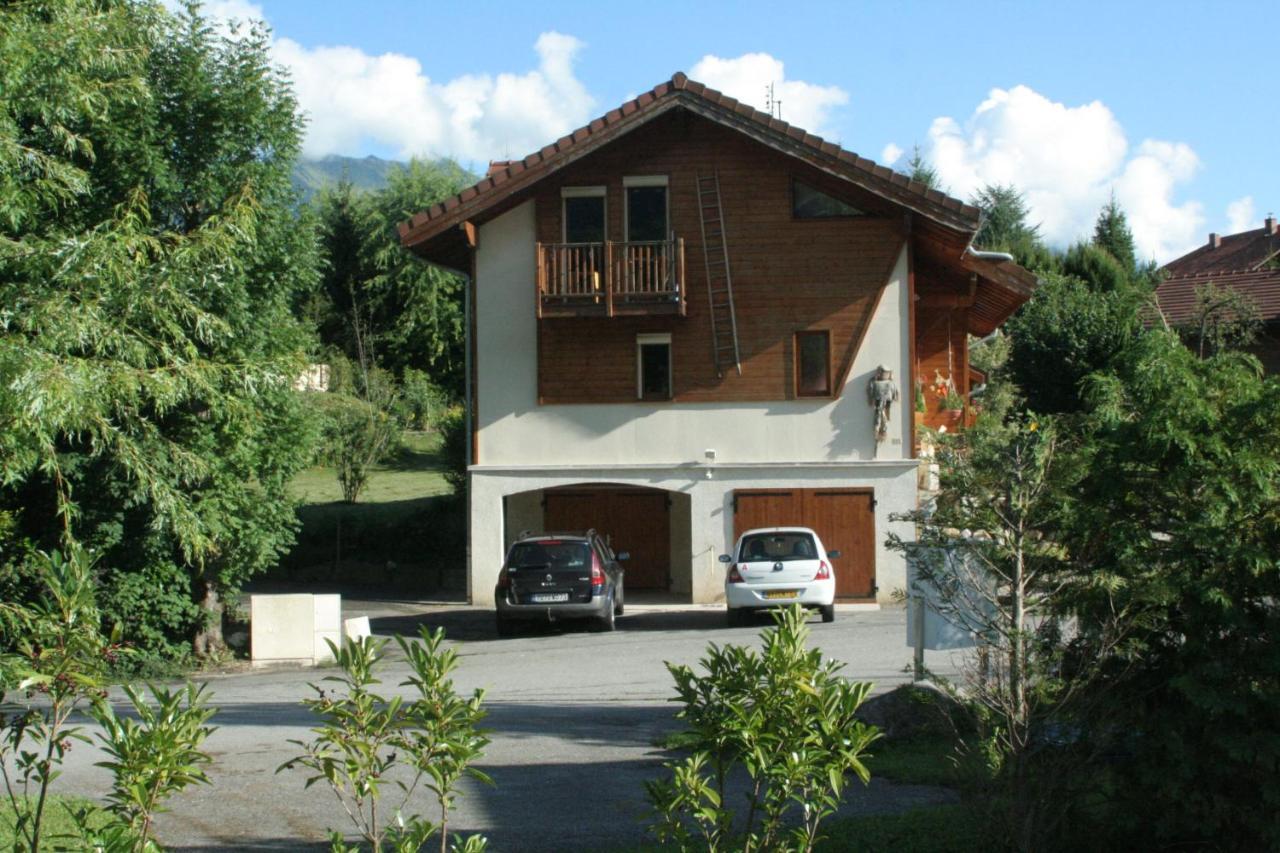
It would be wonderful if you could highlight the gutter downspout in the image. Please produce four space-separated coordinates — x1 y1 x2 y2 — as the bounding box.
462 270 473 605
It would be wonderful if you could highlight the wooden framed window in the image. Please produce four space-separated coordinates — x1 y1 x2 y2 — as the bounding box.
637 333 672 401
623 175 669 242
561 186 607 243
793 179 866 219
795 330 832 397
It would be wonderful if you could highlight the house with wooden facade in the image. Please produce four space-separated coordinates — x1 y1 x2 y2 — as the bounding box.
399 73 1036 607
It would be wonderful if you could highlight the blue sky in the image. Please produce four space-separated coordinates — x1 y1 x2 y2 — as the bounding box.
216 0 1276 263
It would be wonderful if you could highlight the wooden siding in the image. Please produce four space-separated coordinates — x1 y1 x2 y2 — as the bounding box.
533 111 905 404
915 305 969 432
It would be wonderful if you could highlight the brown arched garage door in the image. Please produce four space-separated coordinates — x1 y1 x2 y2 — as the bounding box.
543 486 671 590
733 488 876 599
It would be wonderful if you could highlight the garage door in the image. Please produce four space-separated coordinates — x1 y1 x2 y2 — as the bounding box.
733 488 875 599
544 488 670 590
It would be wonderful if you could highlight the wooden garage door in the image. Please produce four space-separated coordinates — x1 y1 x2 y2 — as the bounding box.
544 488 670 590
733 488 876 599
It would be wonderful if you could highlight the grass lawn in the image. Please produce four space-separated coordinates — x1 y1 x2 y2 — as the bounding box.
865 734 962 787
819 804 988 852
289 429 452 504
273 428 464 593
0 796 111 849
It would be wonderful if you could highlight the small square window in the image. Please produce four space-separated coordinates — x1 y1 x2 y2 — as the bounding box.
637 334 672 400
795 331 831 397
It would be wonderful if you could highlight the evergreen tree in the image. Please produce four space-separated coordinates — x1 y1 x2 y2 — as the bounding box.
906 145 939 190
1092 193 1138 273
971 183 1054 271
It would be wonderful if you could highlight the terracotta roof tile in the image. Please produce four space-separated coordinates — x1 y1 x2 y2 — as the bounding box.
1154 269 1280 324
1163 224 1280 276
400 71 984 250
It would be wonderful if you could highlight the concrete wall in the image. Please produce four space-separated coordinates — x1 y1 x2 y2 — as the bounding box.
470 462 916 607
474 203 913 469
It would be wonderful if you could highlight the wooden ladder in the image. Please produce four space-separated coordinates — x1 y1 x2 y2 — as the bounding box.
696 171 741 377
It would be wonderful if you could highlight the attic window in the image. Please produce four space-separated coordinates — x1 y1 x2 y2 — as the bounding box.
793 180 866 219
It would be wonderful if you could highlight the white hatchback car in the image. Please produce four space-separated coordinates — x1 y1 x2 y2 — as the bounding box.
720 526 840 626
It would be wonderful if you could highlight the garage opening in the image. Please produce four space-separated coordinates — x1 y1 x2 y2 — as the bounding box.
502 484 691 598
733 488 876 599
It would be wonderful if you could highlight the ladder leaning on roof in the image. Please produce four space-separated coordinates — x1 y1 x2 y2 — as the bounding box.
696 171 741 377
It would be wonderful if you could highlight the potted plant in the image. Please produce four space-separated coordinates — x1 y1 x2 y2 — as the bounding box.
941 387 965 422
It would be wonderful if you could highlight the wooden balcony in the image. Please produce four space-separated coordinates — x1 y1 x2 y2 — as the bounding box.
536 238 687 318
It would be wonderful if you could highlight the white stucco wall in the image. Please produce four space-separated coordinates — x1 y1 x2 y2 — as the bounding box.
474 202 913 469
469 463 916 607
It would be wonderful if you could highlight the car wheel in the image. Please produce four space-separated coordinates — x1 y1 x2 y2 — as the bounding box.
496 615 517 637
615 583 624 616
820 603 835 623
727 607 745 627
594 593 617 632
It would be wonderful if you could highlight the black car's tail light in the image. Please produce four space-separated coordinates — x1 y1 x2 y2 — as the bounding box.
497 566 511 589
591 552 605 592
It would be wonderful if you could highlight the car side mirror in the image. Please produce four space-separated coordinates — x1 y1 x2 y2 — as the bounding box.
718 554 732 563
827 550 842 559
616 551 630 561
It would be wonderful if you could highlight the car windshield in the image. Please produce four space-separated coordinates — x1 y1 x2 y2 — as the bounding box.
739 532 818 562
508 541 591 569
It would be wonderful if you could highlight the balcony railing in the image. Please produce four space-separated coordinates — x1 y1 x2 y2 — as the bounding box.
536 238 686 317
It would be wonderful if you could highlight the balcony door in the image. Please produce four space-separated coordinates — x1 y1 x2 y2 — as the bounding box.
623 176 669 296
560 187 606 298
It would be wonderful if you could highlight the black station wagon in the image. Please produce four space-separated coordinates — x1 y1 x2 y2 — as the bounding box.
494 530 627 635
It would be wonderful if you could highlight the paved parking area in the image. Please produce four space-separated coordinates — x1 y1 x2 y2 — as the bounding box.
54 601 964 851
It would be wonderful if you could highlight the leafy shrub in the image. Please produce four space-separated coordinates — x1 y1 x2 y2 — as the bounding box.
397 368 450 430
281 628 490 852
646 605 880 852
437 406 468 496
318 394 401 503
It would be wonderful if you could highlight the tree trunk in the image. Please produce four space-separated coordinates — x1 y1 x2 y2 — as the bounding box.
193 579 227 659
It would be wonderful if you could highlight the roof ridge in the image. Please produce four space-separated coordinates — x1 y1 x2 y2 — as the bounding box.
400 71 980 242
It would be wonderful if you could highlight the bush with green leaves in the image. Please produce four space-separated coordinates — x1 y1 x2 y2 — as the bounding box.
88 683 217 852
1 547 219 852
437 407 468 496
281 629 490 853
318 394 402 504
0 547 115 852
397 369 451 430
646 605 880 852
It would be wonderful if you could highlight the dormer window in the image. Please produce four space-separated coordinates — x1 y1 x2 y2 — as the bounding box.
793 180 866 219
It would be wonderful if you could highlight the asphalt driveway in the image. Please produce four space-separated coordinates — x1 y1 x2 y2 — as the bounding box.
52 600 964 851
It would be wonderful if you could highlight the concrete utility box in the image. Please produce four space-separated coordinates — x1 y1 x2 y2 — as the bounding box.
250 594 342 667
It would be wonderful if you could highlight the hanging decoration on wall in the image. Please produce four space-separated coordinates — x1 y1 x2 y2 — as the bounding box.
867 365 900 450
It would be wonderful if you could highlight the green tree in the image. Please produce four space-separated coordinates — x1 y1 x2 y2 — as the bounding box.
1003 272 1145 414
971 184 1054 271
1175 280 1263 358
0 0 318 659
906 145 939 190
309 159 474 399
1091 193 1137 273
1060 240 1130 294
1063 332 1280 848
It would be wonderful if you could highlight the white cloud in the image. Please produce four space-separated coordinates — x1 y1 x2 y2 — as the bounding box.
924 85 1206 263
1226 196 1256 234
880 143 904 165
274 31 595 163
689 53 848 139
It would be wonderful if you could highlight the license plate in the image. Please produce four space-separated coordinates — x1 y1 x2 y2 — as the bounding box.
530 593 569 603
764 590 798 600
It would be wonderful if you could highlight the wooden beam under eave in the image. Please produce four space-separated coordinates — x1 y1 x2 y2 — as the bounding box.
460 220 477 249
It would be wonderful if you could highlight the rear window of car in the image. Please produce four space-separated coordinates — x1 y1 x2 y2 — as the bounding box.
739 532 818 562
508 541 592 569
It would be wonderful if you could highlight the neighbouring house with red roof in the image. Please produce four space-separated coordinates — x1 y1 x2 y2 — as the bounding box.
398 73 1035 607
1154 215 1280 371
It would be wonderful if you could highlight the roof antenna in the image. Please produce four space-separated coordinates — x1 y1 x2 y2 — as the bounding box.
764 82 782 120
